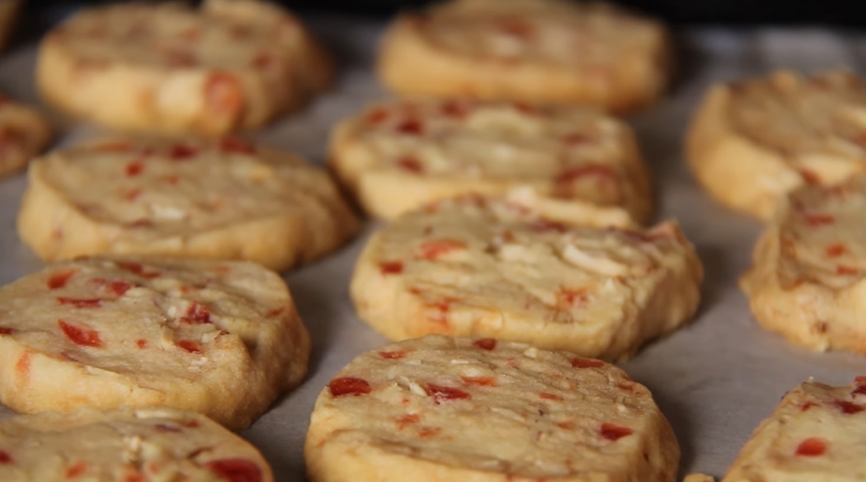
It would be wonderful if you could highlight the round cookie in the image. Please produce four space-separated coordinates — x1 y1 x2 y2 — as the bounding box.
686 69 866 220
0 94 52 178
722 377 866 481
16 137 358 271
350 193 703 360
377 0 670 113
0 256 311 430
305 335 680 482
0 407 273 481
330 98 653 222
37 0 332 136
740 175 866 354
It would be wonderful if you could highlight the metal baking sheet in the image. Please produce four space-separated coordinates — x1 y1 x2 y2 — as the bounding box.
2 18 866 481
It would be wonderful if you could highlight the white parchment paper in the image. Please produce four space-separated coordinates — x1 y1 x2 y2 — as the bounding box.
2 19 866 481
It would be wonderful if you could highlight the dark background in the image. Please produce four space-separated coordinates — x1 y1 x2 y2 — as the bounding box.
18 0 866 26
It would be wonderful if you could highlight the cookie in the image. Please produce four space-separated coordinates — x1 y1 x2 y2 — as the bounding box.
686 70 866 220
36 0 331 136
16 137 358 272
0 256 310 430
0 407 273 481
377 0 671 113
722 377 866 481
0 94 52 178
330 98 653 222
686 475 714 482
305 335 680 482
740 175 866 354
350 193 702 359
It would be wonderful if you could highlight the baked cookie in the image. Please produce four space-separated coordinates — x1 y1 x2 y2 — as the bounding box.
36 0 331 136
0 256 310 430
377 0 671 113
686 69 866 220
740 175 866 354
0 94 52 178
0 0 20 52
350 193 702 359
0 407 273 481
686 475 714 482
16 137 358 271
330 98 653 222
305 335 680 482
722 377 866 481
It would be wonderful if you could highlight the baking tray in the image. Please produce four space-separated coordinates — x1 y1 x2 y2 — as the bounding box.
2 18 866 481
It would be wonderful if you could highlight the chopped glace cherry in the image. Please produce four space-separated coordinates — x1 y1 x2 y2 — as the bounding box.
0 450 10 464
106 280 133 296
205 72 243 117
571 357 604 368
182 301 211 324
554 164 613 183
379 351 406 359
59 320 103 348
396 414 420 428
169 144 197 161
417 239 466 260
266 307 285 317
836 265 860 276
365 108 389 125
397 156 424 174
125 161 144 177
396 119 424 135
116 261 160 279
473 338 497 350
835 400 864 414
379 261 404 275
95 141 133 153
539 392 563 401
441 100 470 119
801 402 818 411
136 339 148 349
47 269 76 290
558 288 589 306
600 423 633 441
66 461 88 478
219 138 255 155
852 379 866 397
205 459 263 482
177 340 203 354
461 376 496 387
530 219 567 233
803 213 835 227
0 327 12 335
124 188 143 201
796 438 827 457
826 243 846 257
798 169 821 185
329 377 372 397
57 297 102 308
425 384 471 404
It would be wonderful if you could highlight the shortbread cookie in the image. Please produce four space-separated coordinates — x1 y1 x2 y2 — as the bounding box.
377 0 671 113
330 98 653 222
306 335 679 482
0 407 273 481
0 94 52 178
0 0 21 52
687 69 866 220
17 137 358 271
722 377 866 481
0 256 310 430
686 475 714 482
740 175 866 354
37 0 331 136
350 194 702 359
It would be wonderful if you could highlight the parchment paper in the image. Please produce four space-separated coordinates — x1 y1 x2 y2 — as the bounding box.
1 18 866 481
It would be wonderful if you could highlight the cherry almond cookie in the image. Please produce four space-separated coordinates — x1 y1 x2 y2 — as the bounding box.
740 175 866 354
0 407 273 481
0 94 52 178
16 137 358 271
330 98 653 222
687 70 866 220
305 335 680 482
377 0 671 112
722 378 866 481
0 257 310 430
350 193 702 360
36 0 331 136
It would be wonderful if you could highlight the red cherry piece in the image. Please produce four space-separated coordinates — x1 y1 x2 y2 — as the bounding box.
473 338 497 350
205 459 263 482
379 261 404 275
57 297 102 308
379 351 406 359
600 423 633 441
796 438 827 457
182 301 211 325
47 270 76 290
59 320 102 348
425 384 471 404
177 340 203 354
571 357 604 368
329 377 372 397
